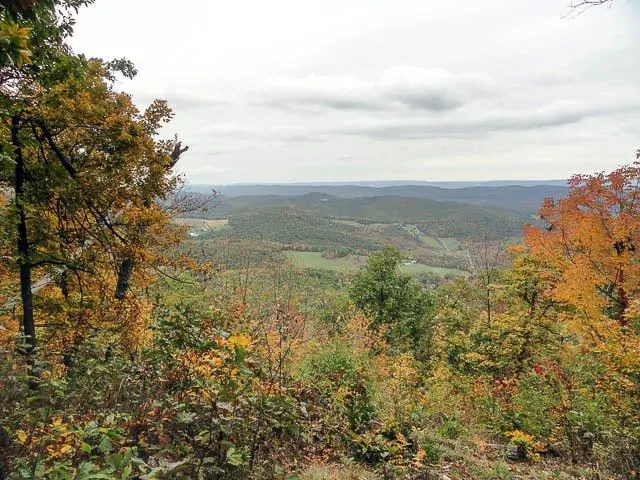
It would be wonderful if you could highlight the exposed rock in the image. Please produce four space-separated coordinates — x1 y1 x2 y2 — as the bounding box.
506 443 526 461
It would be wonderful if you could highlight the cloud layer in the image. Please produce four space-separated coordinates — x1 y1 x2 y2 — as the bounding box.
263 67 495 112
71 0 640 183
331 99 640 140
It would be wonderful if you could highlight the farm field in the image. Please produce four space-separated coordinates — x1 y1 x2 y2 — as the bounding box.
284 251 367 272
284 250 468 277
398 261 468 276
416 233 444 249
173 217 229 230
438 237 461 250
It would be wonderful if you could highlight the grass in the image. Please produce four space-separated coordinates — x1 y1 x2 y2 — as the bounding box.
173 217 229 230
418 234 445 249
285 251 467 277
298 457 596 480
438 237 461 250
333 220 391 233
399 262 468 276
285 251 367 272
399 224 447 250
332 219 366 228
299 463 380 480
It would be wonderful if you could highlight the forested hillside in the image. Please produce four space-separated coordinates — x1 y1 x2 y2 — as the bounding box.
1 2 639 480
222 206 382 251
180 192 530 278
192 193 530 238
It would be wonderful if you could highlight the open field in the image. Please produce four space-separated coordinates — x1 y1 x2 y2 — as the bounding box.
417 234 444 249
334 219 398 234
333 221 457 252
173 217 229 230
285 251 468 277
398 262 468 276
332 219 365 228
284 251 367 272
438 237 461 250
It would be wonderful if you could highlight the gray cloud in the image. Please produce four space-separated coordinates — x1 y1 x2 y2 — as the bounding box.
262 75 382 111
280 134 328 143
379 67 495 111
330 100 640 139
199 98 639 143
199 124 327 143
201 124 261 137
262 67 495 112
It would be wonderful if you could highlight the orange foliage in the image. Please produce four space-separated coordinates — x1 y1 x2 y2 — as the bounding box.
524 162 640 329
524 162 640 413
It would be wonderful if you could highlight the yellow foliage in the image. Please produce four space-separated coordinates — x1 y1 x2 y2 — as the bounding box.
15 430 27 444
228 334 251 348
372 352 423 426
505 430 535 447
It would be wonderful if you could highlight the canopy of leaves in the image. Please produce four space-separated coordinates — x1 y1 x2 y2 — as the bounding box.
350 246 433 359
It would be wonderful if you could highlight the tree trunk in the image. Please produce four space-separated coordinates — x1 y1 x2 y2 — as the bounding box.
115 256 134 299
113 139 187 300
11 116 36 356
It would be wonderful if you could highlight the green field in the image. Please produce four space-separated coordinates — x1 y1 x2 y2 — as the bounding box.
174 217 229 230
284 251 367 272
438 237 461 250
399 262 467 276
334 220 393 233
400 224 446 250
332 219 365 228
418 234 444 249
285 251 467 277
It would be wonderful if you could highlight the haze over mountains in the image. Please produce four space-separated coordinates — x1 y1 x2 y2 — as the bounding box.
192 180 568 189
188 180 568 214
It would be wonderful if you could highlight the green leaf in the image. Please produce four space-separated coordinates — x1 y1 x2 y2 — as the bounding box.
226 446 243 466
106 453 123 469
98 435 112 454
120 465 133 480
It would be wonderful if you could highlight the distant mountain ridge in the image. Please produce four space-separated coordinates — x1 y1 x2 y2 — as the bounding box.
187 182 568 213
190 179 567 190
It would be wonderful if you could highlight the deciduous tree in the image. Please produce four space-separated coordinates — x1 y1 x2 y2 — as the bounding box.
350 246 433 360
524 162 640 327
0 1 187 363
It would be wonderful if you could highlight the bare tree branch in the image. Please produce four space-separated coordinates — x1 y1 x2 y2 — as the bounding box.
565 0 614 18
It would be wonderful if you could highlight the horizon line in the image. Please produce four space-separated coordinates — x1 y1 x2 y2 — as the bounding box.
184 179 568 187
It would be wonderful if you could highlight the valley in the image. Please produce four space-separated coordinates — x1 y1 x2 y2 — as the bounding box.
176 183 551 279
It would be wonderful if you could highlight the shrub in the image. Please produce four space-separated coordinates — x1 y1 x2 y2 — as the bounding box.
297 342 375 433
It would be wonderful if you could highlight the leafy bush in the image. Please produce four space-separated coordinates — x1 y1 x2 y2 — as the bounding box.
350 246 434 362
297 342 375 433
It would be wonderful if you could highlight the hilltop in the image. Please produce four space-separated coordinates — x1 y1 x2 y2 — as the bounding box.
188 182 567 214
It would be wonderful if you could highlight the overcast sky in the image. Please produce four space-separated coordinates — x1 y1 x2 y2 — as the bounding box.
71 0 640 184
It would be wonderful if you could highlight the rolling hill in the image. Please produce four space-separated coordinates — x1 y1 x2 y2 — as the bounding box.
191 193 531 240
189 182 567 213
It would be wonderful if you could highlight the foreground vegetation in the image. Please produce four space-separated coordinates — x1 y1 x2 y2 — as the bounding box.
1 2 639 480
